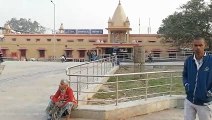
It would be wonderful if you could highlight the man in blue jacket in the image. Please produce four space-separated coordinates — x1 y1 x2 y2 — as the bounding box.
183 37 212 120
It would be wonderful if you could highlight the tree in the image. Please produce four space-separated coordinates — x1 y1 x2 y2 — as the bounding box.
6 18 46 34
158 0 212 50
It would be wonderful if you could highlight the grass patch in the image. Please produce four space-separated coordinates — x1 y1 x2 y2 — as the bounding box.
90 65 184 104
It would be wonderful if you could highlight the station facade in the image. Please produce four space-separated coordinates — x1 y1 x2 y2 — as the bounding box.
0 2 178 61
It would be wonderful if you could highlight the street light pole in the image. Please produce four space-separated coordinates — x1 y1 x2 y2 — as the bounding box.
51 0 56 61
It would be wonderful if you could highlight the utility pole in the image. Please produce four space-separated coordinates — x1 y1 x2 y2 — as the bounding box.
51 0 56 61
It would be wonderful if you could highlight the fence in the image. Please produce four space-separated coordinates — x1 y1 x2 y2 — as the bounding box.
103 51 211 62
66 69 184 106
66 56 119 101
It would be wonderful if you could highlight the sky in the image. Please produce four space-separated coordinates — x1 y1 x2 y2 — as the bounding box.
0 0 210 34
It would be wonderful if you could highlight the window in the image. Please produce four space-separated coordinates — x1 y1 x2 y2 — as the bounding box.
185 51 193 56
39 50 45 58
78 39 84 42
89 39 96 42
103 39 107 43
149 40 156 43
152 50 161 58
78 50 85 58
26 39 30 41
12 38 16 41
65 50 73 58
153 53 160 57
169 53 176 58
20 50 26 57
47 39 51 42
36 39 40 42
67 40 74 42
1 49 7 56
138 40 142 43
57 39 61 42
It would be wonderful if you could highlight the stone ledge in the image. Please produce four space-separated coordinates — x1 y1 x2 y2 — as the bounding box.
72 95 185 120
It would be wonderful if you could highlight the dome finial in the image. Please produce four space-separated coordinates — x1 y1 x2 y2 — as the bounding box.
119 0 121 5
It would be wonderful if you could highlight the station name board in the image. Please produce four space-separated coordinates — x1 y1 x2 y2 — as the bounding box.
64 29 103 34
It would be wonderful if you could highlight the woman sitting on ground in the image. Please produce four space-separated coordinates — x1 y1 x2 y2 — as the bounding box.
46 79 77 120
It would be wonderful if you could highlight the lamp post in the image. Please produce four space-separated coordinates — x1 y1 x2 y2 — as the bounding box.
51 0 56 61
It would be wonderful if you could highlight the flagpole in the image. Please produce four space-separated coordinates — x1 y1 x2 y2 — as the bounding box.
139 17 140 34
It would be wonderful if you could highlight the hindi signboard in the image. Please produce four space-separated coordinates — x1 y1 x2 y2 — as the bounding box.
64 29 77 34
64 29 103 34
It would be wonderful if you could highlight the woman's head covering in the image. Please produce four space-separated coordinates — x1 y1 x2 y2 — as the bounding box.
59 79 69 93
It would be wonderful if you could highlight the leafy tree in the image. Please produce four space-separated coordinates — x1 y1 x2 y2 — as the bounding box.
158 0 212 50
6 18 46 34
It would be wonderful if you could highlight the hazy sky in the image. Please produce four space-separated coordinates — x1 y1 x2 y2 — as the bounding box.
0 0 210 34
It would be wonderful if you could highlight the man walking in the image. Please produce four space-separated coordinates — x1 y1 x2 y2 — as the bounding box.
183 36 212 120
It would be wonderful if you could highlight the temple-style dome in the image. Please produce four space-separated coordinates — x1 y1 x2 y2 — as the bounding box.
110 1 129 27
107 0 131 44
59 23 64 34
59 23 64 30
3 24 12 34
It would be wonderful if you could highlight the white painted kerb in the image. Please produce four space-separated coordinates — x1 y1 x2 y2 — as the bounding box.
72 95 185 120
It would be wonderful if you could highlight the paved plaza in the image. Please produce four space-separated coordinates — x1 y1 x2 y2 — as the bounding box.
0 61 82 120
0 61 187 120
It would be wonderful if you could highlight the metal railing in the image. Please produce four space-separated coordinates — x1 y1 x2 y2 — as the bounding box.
98 52 190 63
66 70 184 106
98 51 212 62
66 56 119 100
